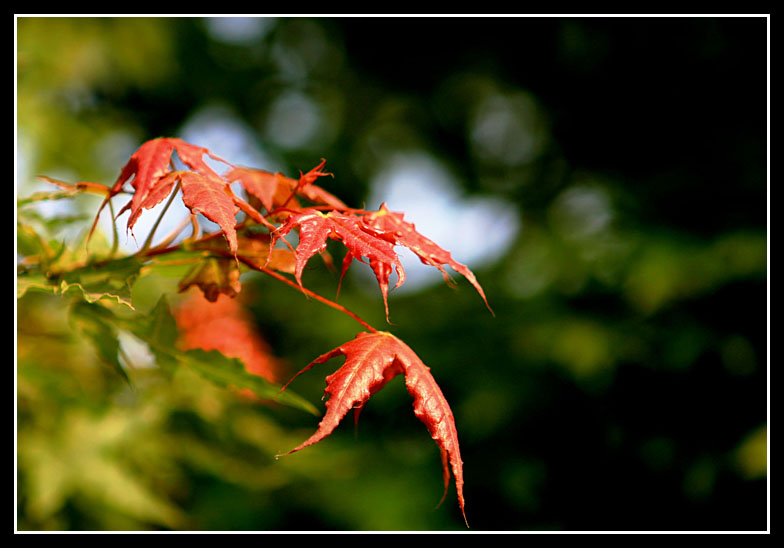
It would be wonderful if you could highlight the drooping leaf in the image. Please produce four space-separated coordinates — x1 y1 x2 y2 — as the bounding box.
237 234 297 274
111 138 175 195
110 137 229 198
171 233 297 302
363 203 493 314
236 234 297 274
178 171 240 255
98 138 177 238
338 250 395 321
279 331 467 526
270 209 405 315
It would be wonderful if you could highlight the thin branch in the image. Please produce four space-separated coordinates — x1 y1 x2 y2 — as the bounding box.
37 176 128 251
149 214 193 251
238 255 378 334
142 226 232 258
189 213 201 241
139 181 181 253
107 198 119 258
37 175 114 196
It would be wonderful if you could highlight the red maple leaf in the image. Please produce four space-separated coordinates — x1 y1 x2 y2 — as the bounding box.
111 137 229 197
91 137 233 239
363 203 493 314
279 331 468 526
224 168 296 214
290 158 345 208
270 209 405 317
121 170 182 235
225 160 346 214
177 171 241 255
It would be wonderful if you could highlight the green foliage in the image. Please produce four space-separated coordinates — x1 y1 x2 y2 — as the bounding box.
17 195 326 529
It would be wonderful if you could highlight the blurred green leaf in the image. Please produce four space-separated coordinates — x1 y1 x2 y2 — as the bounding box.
124 295 180 350
17 256 142 309
69 301 131 384
19 407 186 529
178 348 319 415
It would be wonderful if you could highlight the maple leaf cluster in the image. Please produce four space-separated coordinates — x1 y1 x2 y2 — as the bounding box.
78 137 493 527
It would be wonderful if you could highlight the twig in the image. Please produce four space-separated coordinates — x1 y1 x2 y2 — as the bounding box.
229 253 377 334
139 181 181 253
150 215 194 251
107 198 119 258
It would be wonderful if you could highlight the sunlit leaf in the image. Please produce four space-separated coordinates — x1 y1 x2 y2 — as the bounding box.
280 331 467 525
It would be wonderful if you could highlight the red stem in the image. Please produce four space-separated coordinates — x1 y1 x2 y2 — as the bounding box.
141 243 377 334
236 255 378 334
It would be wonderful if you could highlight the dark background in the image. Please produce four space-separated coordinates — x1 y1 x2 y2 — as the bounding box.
16 16 768 531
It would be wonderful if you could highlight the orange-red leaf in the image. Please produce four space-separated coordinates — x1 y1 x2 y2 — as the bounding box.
292 159 346 209
279 331 467 526
363 203 493 314
91 137 234 242
170 138 230 182
338 251 395 321
225 162 347 213
236 233 297 274
113 137 228 195
224 168 293 214
270 210 405 316
178 172 240 255
110 137 176 197
119 170 181 235
297 158 332 188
